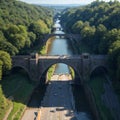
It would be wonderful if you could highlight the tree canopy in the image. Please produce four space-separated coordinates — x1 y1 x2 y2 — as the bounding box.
0 50 12 79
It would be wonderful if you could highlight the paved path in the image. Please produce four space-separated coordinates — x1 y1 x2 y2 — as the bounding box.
21 108 38 120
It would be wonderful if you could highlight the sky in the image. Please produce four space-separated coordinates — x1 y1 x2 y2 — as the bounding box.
19 0 120 5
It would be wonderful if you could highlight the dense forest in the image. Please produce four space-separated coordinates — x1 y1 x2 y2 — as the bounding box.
0 0 53 80
60 1 120 81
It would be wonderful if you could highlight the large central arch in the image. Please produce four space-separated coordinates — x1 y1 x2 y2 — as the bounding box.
38 61 82 84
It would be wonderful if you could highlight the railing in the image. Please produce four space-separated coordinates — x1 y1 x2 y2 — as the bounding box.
38 55 82 59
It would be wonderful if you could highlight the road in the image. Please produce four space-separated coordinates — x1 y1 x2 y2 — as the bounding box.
21 74 76 120
21 108 38 120
40 74 76 120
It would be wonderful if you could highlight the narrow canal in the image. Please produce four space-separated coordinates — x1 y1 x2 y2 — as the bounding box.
47 19 72 74
46 18 93 120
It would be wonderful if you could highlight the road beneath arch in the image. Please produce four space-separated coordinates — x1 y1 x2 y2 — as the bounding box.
40 74 76 120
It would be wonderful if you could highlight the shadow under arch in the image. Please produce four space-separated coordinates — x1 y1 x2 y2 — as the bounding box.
90 66 109 79
11 65 31 81
39 62 82 85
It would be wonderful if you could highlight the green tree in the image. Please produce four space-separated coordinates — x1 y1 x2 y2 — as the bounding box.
109 40 120 53
0 60 3 80
0 31 6 41
81 25 96 46
93 24 107 53
5 25 28 50
29 20 50 35
28 32 36 44
72 20 83 33
0 50 12 74
99 29 120 54
0 40 18 55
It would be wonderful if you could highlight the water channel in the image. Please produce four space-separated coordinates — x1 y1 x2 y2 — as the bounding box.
47 19 72 74
46 18 93 120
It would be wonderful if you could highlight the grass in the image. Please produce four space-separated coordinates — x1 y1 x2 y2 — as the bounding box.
0 71 34 120
68 66 75 79
89 76 113 120
0 85 12 120
47 64 56 80
39 46 46 55
7 102 25 120
46 36 55 54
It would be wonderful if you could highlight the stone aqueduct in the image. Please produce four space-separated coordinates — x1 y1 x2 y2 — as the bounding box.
12 53 108 84
43 33 81 43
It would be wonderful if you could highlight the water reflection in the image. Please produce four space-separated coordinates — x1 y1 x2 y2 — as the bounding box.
48 38 72 55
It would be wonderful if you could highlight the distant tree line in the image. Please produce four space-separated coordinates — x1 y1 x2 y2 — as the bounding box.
60 1 120 81
0 0 53 80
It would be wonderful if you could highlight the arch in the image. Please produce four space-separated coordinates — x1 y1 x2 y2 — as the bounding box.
12 65 31 80
90 65 109 79
43 34 80 43
44 34 66 43
39 62 82 84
